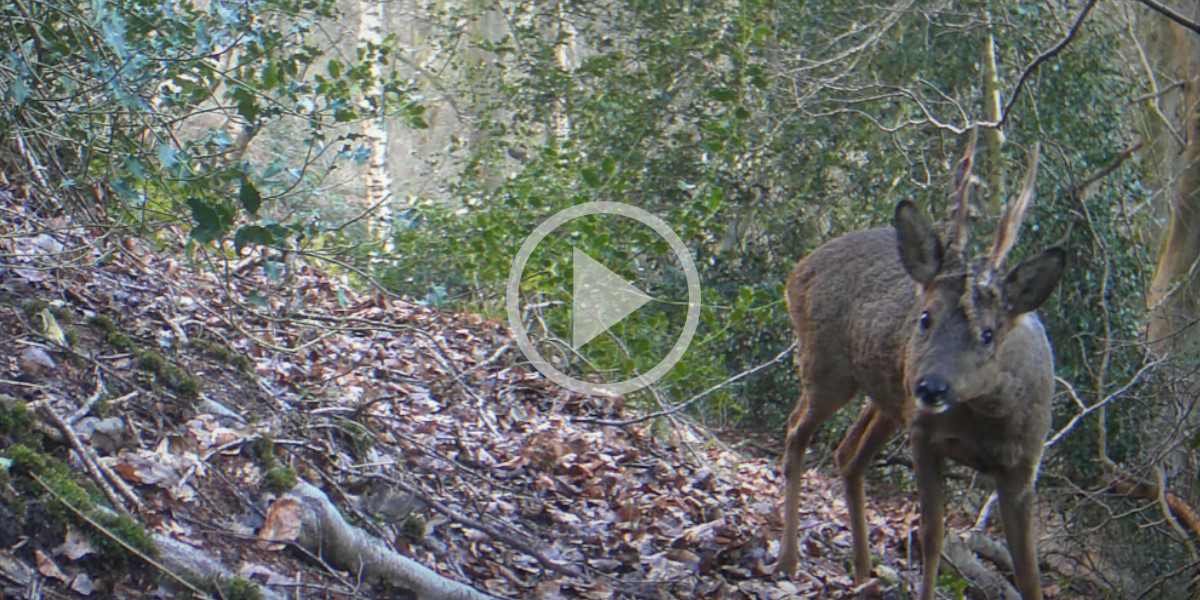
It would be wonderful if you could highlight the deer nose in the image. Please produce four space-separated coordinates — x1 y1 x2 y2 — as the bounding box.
915 375 952 411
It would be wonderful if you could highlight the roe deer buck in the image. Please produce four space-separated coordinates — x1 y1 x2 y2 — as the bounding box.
777 134 1064 600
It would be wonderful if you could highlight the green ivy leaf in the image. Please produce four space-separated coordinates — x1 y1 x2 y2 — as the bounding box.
234 225 276 254
239 177 262 215
264 260 284 280
581 168 602 188
188 198 226 243
233 88 260 123
701 187 724 212
601 157 616 175
262 62 280 88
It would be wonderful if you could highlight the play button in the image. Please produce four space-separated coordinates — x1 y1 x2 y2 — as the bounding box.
571 248 653 350
506 202 702 397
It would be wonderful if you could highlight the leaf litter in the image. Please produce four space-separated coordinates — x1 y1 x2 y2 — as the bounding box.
0 189 936 599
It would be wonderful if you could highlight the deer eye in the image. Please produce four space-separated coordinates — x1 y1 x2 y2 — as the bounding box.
918 311 932 330
981 328 995 345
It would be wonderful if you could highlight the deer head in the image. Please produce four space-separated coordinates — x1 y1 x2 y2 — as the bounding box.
895 141 1066 415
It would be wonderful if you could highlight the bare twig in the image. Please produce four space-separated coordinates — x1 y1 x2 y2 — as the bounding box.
1135 0 1200 36
1074 141 1145 194
575 340 798 427
1045 356 1167 450
1110 471 1200 542
36 401 144 514
989 0 1099 129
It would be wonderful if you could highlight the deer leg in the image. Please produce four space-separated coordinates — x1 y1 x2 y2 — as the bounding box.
997 470 1042 600
836 404 898 584
913 436 946 600
779 382 854 576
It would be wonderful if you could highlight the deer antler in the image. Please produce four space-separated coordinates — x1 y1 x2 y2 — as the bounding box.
980 142 1040 287
946 129 978 259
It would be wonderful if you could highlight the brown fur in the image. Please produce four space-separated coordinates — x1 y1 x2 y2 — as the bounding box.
776 147 1062 600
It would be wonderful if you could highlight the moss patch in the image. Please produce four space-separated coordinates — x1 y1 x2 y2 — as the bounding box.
134 350 200 402
1 444 158 567
262 466 297 494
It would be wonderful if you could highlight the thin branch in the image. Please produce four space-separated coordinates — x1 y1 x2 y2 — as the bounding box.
37 401 144 514
1074 141 1145 194
1135 0 1200 36
989 0 1099 129
1045 355 1168 450
575 340 798 427
32 474 207 598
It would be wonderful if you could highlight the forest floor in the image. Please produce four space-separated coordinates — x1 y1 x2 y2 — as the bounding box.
0 184 1057 599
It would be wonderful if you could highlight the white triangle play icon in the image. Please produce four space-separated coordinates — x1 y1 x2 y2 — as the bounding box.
572 247 652 350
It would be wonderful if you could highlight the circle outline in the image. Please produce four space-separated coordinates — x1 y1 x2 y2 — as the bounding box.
505 202 701 396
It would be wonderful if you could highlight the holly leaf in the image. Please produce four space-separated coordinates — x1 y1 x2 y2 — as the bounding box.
239 177 262 215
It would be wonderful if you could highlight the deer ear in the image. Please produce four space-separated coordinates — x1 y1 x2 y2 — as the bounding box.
894 200 943 285
1002 247 1066 315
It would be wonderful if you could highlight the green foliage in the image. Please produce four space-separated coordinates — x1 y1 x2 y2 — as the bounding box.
249 436 278 466
20 300 49 319
190 338 253 372
0 400 33 437
385 1 1148 440
936 570 971 600
400 514 426 543
92 512 158 566
0 0 423 257
249 436 298 495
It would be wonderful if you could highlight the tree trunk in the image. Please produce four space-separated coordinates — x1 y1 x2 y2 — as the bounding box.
982 21 1006 215
551 3 578 143
359 0 393 250
1144 3 1200 358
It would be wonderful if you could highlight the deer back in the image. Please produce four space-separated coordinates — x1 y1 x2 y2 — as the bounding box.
787 226 926 421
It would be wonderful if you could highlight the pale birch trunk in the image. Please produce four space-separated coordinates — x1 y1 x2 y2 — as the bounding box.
551 3 578 143
359 0 393 249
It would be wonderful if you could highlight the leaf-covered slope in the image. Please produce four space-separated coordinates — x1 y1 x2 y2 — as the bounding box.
0 191 931 599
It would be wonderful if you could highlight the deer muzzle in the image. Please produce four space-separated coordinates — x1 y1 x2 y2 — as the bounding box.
914 374 954 413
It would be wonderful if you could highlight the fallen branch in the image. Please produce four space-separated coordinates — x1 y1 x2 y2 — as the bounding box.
942 531 1021 600
154 534 286 600
36 401 143 514
1111 473 1200 540
284 481 499 600
33 475 221 599
962 530 1014 573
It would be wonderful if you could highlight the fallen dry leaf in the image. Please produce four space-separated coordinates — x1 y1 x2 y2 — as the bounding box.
34 550 67 582
55 529 95 561
258 497 304 545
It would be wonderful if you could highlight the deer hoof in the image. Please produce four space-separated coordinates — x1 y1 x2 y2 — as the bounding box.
776 552 798 578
